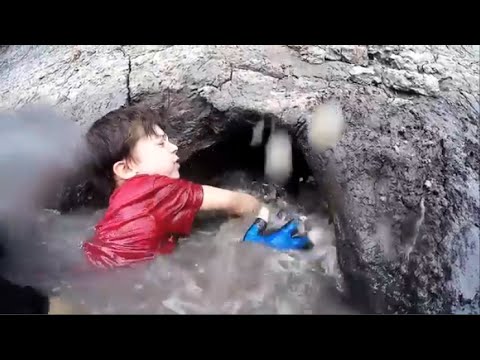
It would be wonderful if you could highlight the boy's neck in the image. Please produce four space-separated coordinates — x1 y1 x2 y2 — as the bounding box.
115 173 159 189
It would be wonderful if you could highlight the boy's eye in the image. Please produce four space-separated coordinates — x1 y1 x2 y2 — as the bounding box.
157 135 169 146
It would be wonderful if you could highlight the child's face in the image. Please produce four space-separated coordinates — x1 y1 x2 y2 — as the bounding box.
130 125 180 179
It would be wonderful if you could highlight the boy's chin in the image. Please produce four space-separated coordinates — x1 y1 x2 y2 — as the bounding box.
153 166 180 179
169 169 180 179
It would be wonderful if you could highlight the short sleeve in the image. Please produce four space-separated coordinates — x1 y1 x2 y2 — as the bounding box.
152 177 204 236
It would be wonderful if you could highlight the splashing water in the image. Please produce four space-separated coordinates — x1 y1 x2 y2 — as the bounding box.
3 171 356 314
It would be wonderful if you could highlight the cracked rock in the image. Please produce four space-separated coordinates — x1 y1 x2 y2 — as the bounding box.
383 69 440 96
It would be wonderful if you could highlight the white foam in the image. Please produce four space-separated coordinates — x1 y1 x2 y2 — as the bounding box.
264 129 293 185
250 119 265 147
308 102 345 152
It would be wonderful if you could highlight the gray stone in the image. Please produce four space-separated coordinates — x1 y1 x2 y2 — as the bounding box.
382 69 440 96
0 45 128 129
338 45 369 66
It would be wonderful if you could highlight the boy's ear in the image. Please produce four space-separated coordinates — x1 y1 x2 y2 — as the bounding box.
113 159 137 180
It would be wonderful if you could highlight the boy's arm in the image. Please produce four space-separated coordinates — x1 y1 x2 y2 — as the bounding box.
200 185 262 217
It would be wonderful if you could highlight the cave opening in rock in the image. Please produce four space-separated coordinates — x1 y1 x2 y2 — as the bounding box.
178 115 327 220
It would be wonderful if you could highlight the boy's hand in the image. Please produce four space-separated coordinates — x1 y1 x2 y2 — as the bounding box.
243 218 312 250
200 185 261 217
243 206 313 251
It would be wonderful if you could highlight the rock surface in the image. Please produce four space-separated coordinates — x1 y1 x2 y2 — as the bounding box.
1 45 479 314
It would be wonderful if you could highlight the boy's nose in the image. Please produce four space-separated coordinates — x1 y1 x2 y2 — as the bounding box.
169 141 178 152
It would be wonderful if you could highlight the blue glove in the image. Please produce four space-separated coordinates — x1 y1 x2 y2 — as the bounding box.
243 218 313 251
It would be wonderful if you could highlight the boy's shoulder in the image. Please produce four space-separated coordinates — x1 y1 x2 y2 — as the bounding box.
110 174 171 200
98 174 175 225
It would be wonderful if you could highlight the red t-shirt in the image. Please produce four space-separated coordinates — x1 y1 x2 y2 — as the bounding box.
82 174 204 269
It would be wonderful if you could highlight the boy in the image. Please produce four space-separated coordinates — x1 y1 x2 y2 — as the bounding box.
82 105 262 269
82 105 310 270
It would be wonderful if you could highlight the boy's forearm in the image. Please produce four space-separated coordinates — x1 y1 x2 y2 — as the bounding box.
200 185 262 217
230 192 262 217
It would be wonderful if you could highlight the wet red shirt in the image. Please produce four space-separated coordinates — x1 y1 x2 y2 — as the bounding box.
83 174 204 269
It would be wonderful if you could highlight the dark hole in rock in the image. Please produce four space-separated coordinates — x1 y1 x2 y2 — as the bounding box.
179 119 324 217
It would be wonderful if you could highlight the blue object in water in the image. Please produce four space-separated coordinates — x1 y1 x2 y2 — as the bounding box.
243 218 312 251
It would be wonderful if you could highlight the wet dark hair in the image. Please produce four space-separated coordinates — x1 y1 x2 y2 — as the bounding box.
86 104 169 198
